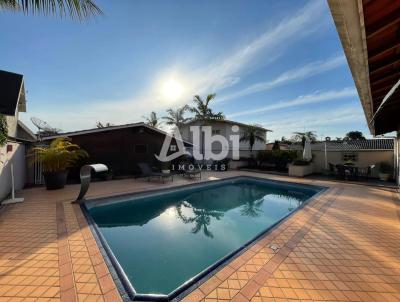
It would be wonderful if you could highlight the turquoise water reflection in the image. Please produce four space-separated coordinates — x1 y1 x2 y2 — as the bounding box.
88 179 318 295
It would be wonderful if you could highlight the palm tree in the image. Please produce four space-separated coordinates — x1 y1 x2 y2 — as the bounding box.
240 124 266 153
292 131 317 147
142 111 161 128
162 105 190 128
189 94 224 157
176 202 223 238
0 0 102 20
240 199 264 217
189 94 224 122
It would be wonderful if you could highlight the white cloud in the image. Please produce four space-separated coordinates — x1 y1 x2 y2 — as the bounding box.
218 55 347 102
227 87 357 119
186 0 328 95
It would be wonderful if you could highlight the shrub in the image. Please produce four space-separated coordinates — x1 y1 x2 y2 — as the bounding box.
292 159 311 166
379 162 392 174
257 150 297 170
0 115 7 146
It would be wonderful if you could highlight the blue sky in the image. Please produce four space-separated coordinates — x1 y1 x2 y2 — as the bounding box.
0 0 370 141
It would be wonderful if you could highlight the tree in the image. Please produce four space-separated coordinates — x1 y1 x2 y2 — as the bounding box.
0 115 7 146
292 131 317 147
272 140 280 150
176 202 223 238
0 0 102 20
189 94 224 122
281 136 292 145
162 105 190 128
96 121 112 128
142 112 161 128
344 131 365 140
189 94 224 157
240 125 266 153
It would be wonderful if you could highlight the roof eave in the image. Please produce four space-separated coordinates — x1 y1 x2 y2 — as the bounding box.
327 0 375 135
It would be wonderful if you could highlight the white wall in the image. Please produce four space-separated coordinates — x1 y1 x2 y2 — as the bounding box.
179 121 267 159
311 149 394 178
0 142 26 201
5 111 18 138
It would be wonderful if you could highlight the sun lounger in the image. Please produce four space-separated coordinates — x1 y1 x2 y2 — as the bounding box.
182 168 201 179
137 163 173 183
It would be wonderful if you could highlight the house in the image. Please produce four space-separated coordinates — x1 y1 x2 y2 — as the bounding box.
266 142 290 151
179 119 271 160
0 70 35 201
289 139 395 177
328 0 400 185
33 123 192 183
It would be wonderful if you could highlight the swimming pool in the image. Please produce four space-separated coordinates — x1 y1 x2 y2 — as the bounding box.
83 177 323 300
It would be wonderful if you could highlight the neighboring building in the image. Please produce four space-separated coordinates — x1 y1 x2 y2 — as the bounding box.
289 139 395 177
328 1 400 185
34 123 192 183
266 142 290 151
179 119 271 159
0 70 35 201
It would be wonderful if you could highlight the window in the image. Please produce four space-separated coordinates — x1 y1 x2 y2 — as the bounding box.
212 129 221 135
134 144 147 153
342 152 357 162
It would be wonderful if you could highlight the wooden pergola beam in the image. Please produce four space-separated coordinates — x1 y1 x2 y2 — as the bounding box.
366 7 400 39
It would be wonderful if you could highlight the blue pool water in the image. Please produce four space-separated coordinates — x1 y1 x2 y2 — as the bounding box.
86 177 321 296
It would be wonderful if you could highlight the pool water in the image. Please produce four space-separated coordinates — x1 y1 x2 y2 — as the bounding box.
86 178 321 296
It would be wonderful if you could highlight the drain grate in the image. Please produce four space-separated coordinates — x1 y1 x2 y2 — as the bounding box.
269 243 280 253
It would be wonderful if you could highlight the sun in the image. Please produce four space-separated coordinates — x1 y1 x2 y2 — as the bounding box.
161 79 184 100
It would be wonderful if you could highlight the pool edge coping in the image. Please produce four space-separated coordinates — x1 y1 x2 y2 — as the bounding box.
80 175 328 302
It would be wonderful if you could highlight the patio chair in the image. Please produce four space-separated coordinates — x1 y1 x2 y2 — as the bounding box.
182 167 201 179
359 164 375 180
137 162 173 183
336 164 349 180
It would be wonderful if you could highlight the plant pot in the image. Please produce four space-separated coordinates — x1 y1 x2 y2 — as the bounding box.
43 171 68 190
378 173 390 181
288 164 313 177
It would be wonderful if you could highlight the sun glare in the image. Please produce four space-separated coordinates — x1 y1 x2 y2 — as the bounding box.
161 79 184 100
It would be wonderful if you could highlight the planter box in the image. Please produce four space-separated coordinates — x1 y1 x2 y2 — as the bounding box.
229 160 248 170
288 164 313 177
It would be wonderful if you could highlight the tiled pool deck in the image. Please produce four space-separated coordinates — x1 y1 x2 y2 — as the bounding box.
0 171 399 302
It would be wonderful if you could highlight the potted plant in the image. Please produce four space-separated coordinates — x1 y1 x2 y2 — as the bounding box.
378 162 392 181
30 137 88 190
288 159 313 177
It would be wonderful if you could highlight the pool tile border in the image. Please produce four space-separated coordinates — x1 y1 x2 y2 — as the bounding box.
56 202 77 302
72 204 124 302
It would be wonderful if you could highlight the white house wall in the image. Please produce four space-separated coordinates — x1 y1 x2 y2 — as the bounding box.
179 121 267 159
5 111 18 138
0 142 26 201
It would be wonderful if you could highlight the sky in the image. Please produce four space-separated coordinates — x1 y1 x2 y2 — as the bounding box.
0 0 372 141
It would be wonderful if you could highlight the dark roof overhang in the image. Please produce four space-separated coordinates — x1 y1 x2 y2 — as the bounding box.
328 0 400 135
0 70 26 116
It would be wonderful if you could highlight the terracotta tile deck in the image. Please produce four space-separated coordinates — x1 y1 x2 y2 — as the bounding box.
0 171 399 302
